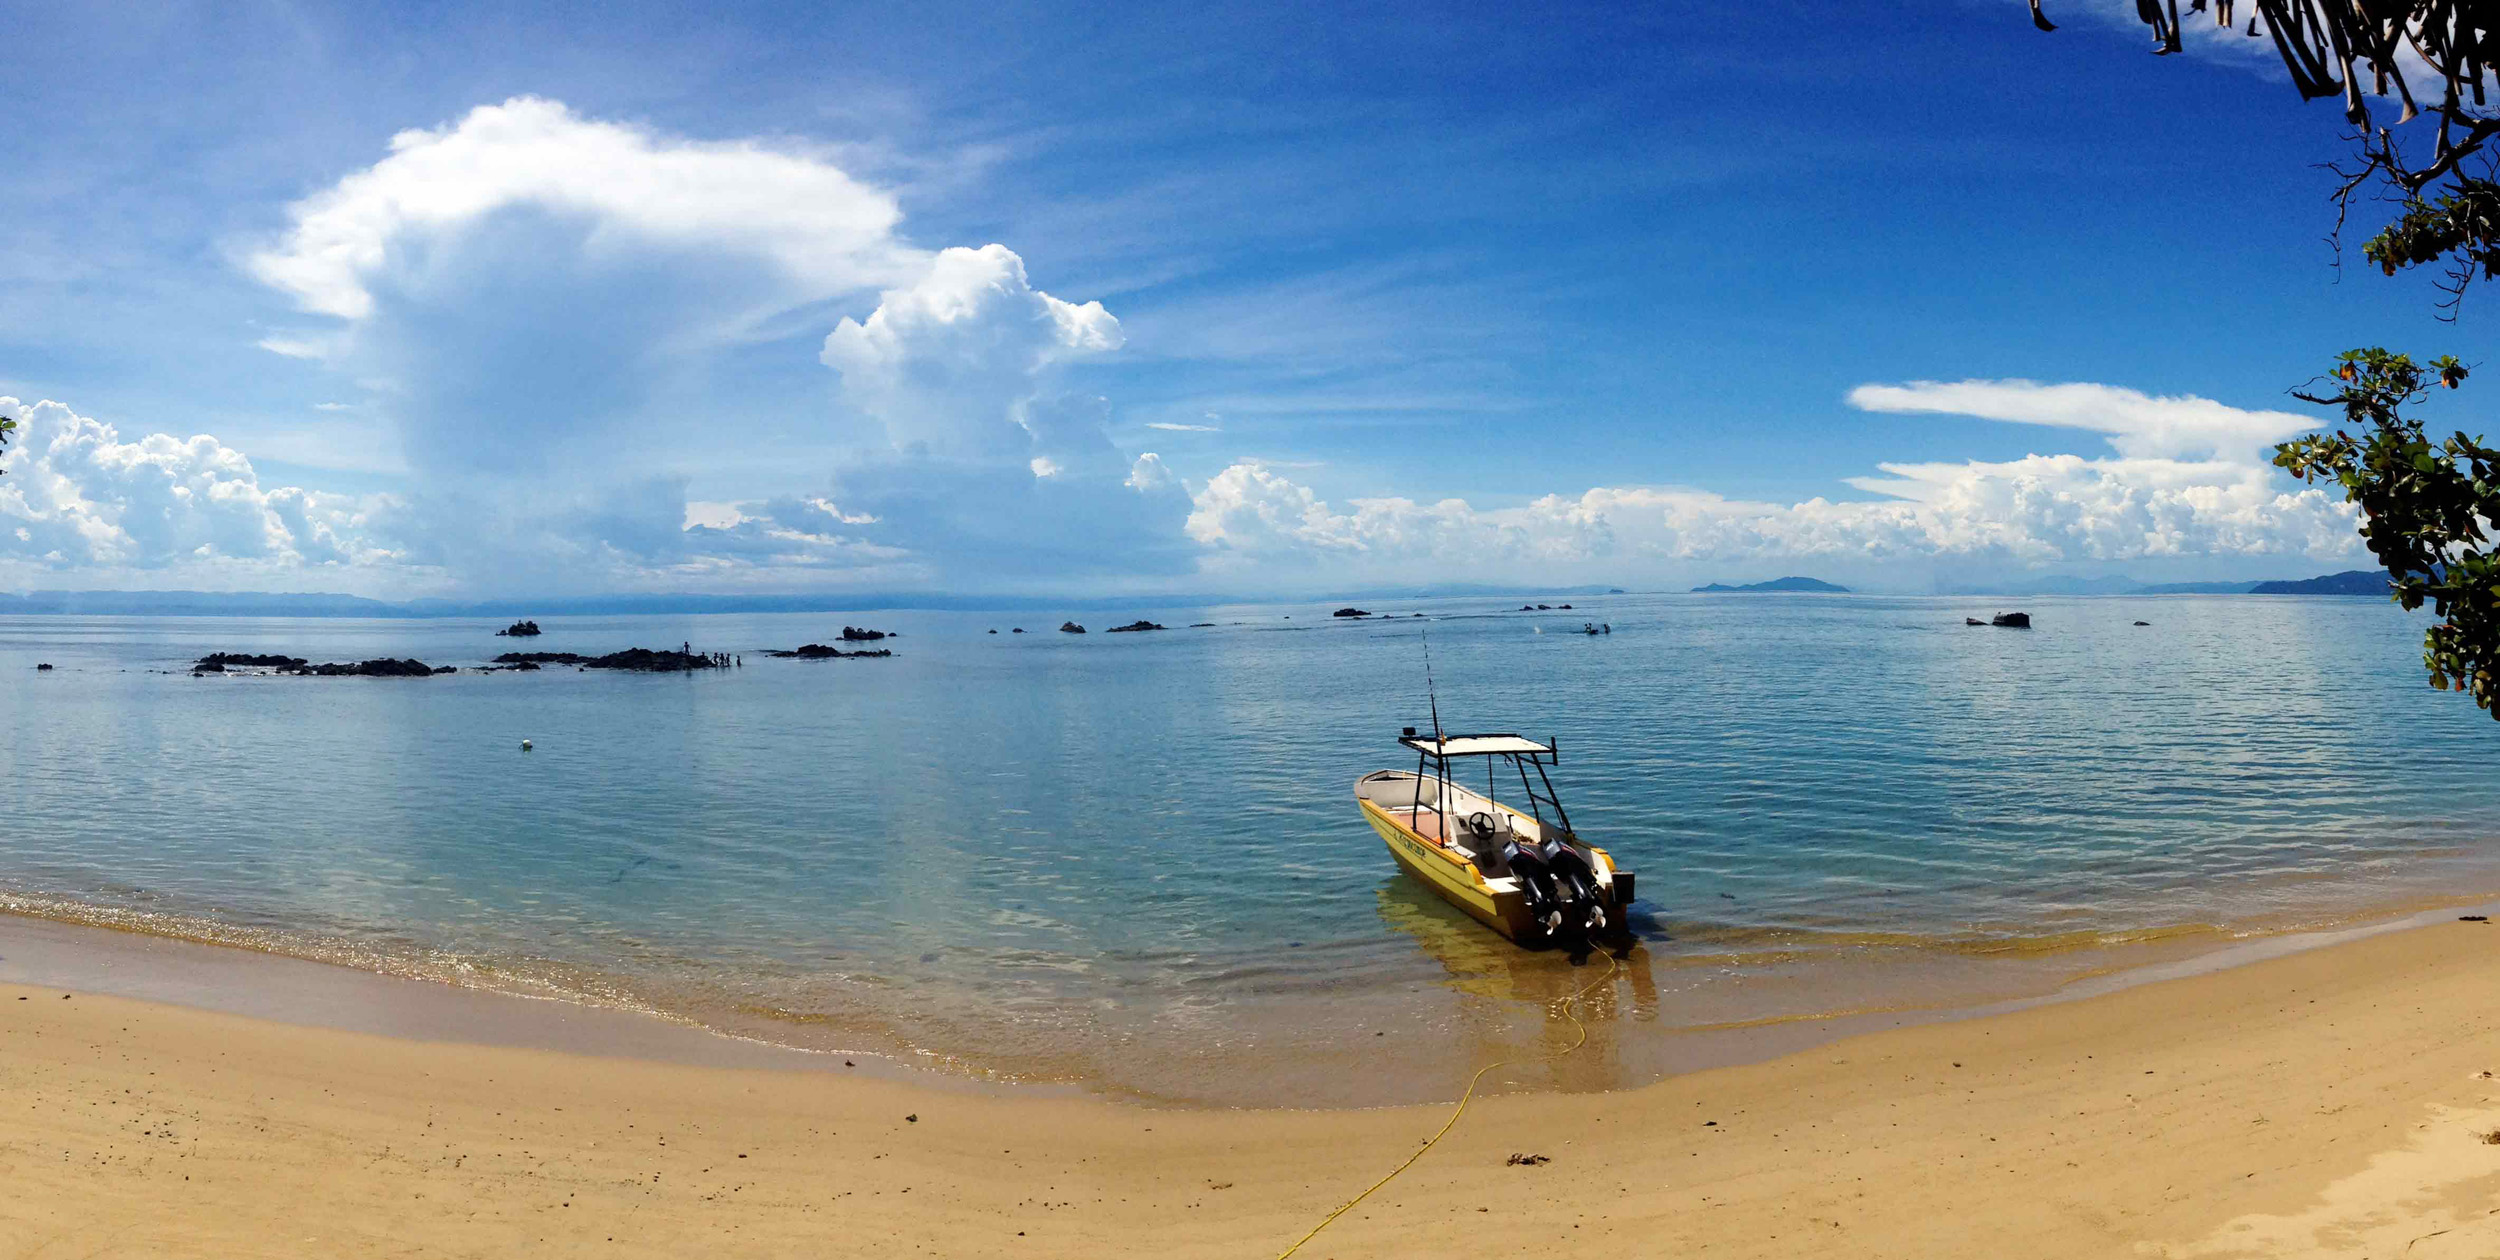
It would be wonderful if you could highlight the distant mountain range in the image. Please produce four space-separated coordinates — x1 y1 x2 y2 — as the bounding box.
1938 569 2396 597
1691 577 1851 593
2247 570 2394 596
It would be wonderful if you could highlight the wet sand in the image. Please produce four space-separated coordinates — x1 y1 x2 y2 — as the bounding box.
6 916 2500 1256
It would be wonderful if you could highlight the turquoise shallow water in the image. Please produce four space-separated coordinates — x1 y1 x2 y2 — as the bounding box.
3 594 2497 1104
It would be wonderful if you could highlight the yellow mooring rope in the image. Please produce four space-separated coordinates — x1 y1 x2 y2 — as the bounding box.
1273 949 1623 1260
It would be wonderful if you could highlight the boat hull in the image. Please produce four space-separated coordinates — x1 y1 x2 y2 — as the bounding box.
1360 797 1540 940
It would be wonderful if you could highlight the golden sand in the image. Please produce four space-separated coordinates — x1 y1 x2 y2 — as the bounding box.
6 919 2500 1258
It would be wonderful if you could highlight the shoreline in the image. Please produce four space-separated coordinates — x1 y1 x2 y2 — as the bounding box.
6 885 2500 1113
8 912 2500 1254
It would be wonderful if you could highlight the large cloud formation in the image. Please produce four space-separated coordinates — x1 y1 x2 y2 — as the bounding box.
234 96 1187 591
0 397 400 576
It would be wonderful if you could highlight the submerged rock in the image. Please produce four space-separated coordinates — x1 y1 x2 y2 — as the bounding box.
1105 620 1166 633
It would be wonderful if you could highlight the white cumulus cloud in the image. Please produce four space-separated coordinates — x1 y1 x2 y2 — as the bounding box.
1183 378 2363 583
822 244 1123 457
0 397 402 571
249 96 913 324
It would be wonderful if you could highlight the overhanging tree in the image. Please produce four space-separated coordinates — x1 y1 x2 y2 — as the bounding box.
2034 1 2500 717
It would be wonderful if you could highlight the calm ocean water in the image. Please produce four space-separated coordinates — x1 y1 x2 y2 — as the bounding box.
4 594 2497 1104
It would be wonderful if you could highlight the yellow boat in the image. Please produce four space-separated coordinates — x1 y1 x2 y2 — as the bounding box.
1356 728 1635 956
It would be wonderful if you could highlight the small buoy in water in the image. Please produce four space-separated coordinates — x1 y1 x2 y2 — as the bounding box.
521 739 533 751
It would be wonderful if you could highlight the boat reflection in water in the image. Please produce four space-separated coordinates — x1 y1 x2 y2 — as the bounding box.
1371 877 1661 1094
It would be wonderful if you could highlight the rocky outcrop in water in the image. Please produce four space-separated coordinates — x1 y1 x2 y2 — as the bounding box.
497 620 542 637
195 653 441 676
1105 620 1165 633
1332 607 1370 618
766 644 894 659
838 626 891 641
491 648 722 671
1060 621 1086 634
195 653 307 670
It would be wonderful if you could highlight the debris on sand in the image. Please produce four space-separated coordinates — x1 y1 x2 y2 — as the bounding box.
1505 1152 1550 1166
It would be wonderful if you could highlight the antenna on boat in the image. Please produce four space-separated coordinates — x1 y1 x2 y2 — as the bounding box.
1421 625 1445 745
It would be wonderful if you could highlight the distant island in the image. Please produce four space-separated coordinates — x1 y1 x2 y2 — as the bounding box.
2249 570 2394 596
1691 577 1851 593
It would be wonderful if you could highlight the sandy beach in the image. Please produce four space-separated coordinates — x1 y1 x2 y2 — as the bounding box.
2 917 2496 1258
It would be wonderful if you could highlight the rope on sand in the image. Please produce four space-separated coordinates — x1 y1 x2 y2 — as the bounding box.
1273 950 1623 1259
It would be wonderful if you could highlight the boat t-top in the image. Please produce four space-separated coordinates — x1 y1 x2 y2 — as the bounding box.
1356 727 1635 958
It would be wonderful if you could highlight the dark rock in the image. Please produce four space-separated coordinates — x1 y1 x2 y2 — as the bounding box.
504 660 542 671
581 648 722 672
1105 620 1166 633
1189 623 1216 628
1060 621 1086 634
1332 607 1370 618
432 665 458 674
839 626 890 642
1012 628 1025 634
306 658 436 677
1536 604 1552 610
766 644 894 659
1558 604 1572 609
1990 612 2031 629
1520 605 1535 611
496 620 542 637
988 629 998 634
34 663 51 671
2133 620 2151 627
195 653 309 670
495 652 588 665
1965 618 1986 626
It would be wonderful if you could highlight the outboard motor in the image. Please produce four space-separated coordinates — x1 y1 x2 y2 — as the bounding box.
1503 838 1561 932
1502 837 1609 946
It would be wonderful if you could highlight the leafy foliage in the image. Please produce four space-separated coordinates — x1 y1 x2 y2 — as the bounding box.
0 413 13 476
2276 350 2500 716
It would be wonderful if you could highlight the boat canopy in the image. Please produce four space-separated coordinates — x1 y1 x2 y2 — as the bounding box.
1398 733 1554 760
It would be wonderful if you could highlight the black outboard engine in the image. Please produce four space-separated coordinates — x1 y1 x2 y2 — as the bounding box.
1502 837 1610 947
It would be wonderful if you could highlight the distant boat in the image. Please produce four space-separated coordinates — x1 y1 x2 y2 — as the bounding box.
1355 729 1634 956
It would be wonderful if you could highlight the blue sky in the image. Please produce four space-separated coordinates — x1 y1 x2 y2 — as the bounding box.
0 0 2484 596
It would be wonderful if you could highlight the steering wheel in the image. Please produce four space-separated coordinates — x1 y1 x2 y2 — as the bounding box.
1465 811 1498 835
